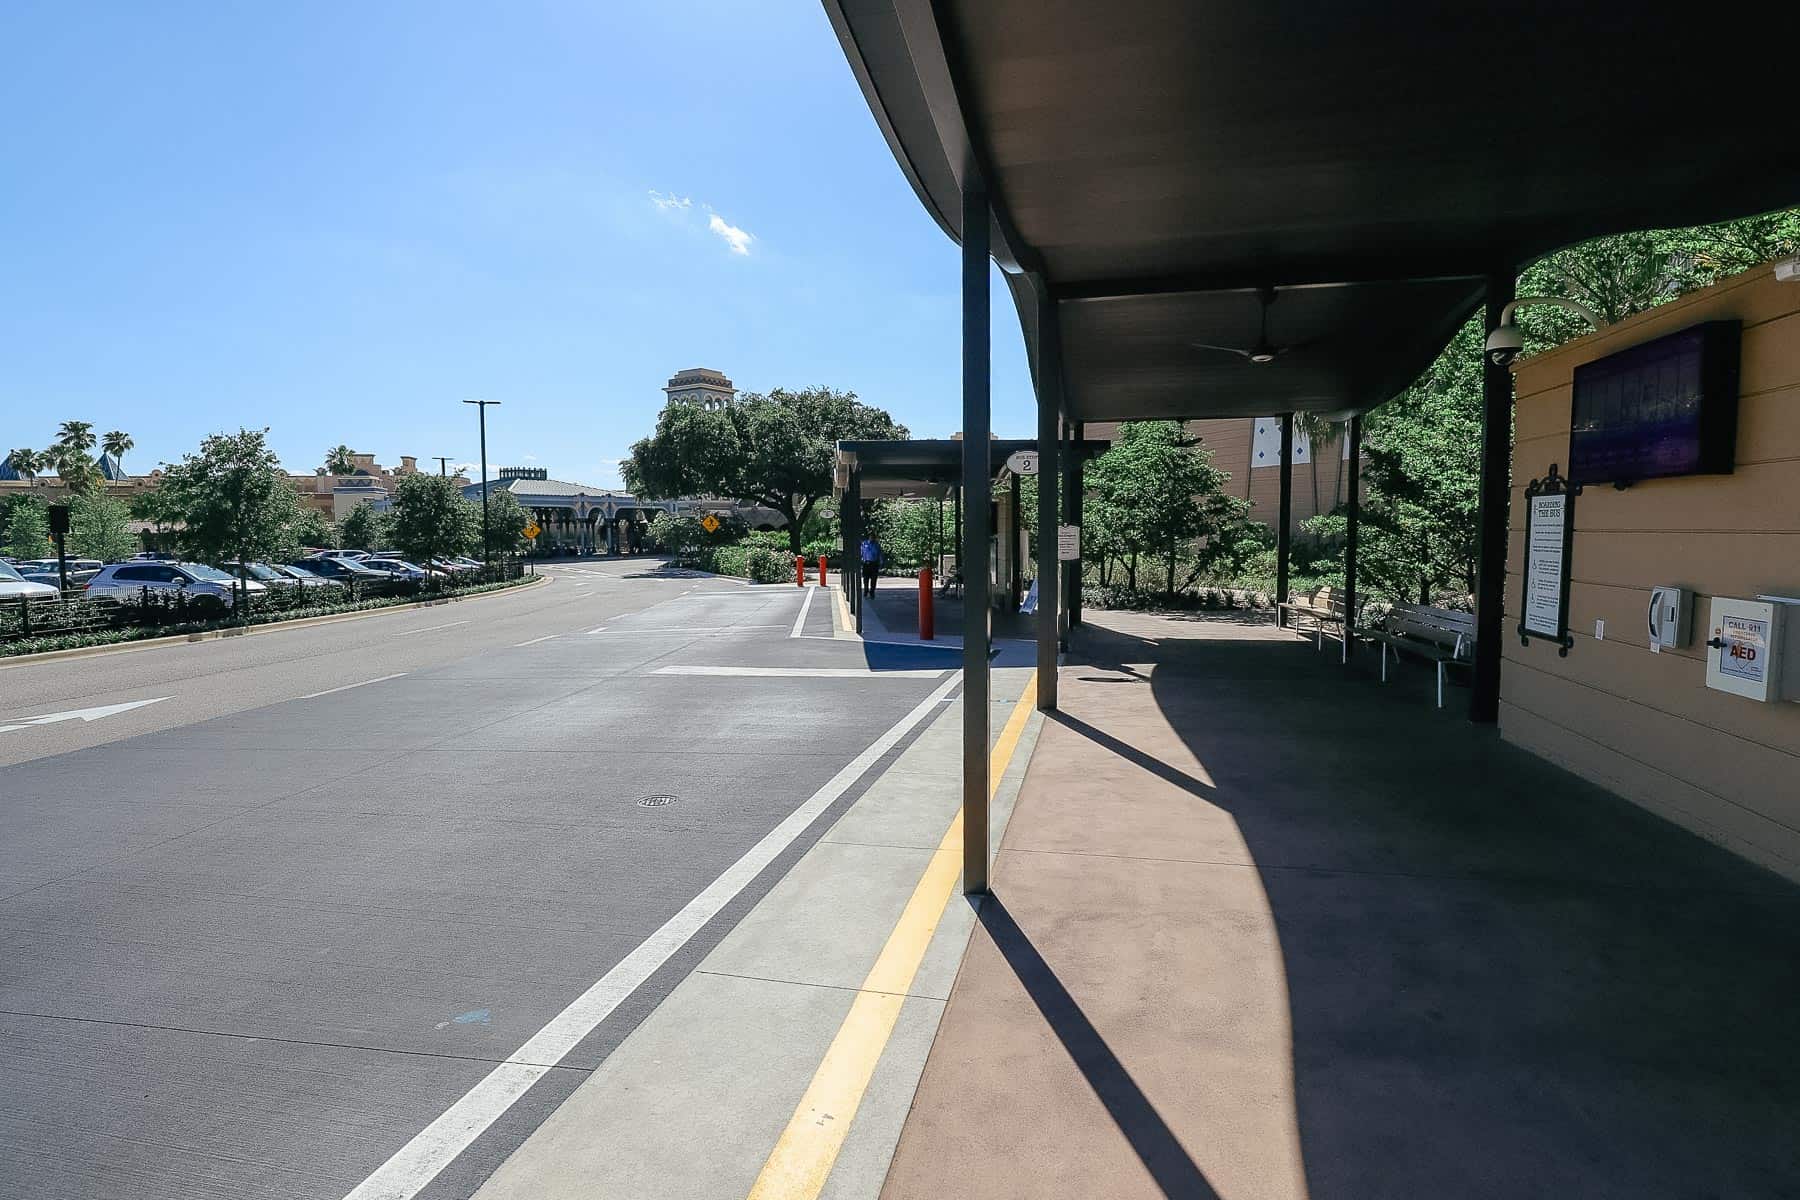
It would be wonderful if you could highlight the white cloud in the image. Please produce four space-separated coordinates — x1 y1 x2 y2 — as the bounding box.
651 188 755 256
708 213 753 255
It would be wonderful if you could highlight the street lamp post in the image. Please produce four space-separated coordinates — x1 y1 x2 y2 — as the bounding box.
463 400 501 565
432 456 451 477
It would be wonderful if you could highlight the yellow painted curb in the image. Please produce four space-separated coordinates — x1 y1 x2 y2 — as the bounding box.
746 671 1039 1200
0 573 549 670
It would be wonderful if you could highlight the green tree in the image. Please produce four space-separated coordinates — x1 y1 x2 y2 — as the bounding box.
1086 422 1247 593
5 448 44 480
3 495 52 559
389 474 480 567
101 430 134 475
288 505 336 551
325 445 358 475
160 428 304 592
479 486 530 557
68 492 139 562
625 386 907 553
338 501 389 552
647 512 706 557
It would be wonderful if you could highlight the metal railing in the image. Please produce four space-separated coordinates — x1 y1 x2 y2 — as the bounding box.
3 560 531 647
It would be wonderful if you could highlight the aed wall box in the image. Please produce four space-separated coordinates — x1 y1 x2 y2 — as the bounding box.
1704 596 1800 702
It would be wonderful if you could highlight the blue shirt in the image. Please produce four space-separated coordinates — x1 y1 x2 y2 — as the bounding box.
859 538 881 564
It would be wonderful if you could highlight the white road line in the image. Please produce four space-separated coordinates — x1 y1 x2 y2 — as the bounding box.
653 665 949 679
588 624 789 635
394 621 468 637
789 585 817 639
586 625 608 635
514 635 559 647
300 673 408 700
339 670 964 1200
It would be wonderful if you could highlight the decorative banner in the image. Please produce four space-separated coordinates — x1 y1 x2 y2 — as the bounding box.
1251 418 1310 467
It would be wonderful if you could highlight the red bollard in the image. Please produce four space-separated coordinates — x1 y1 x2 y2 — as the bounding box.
796 556 807 587
919 567 934 640
817 555 828 587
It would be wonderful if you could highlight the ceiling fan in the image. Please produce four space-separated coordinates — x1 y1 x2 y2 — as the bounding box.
1188 287 1307 364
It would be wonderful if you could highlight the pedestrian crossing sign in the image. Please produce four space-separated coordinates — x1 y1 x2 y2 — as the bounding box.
700 514 721 533
523 522 541 539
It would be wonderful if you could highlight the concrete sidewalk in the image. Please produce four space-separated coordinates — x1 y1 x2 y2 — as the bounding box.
882 609 1800 1199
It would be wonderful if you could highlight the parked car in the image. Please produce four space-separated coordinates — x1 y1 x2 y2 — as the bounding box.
356 558 427 582
0 561 61 601
268 563 339 590
314 549 371 562
221 561 301 590
297 555 389 584
429 557 477 575
449 556 485 571
84 561 265 611
17 559 104 588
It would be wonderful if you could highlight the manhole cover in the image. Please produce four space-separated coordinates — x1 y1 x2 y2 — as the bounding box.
638 794 678 808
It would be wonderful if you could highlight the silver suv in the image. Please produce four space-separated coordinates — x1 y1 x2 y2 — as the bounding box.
85 561 265 611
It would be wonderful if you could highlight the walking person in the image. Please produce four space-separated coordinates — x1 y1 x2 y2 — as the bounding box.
860 533 883 597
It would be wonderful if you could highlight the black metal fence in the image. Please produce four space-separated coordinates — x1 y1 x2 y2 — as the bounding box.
3 560 531 648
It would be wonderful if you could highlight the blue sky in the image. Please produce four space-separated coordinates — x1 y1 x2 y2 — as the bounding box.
0 1 1036 487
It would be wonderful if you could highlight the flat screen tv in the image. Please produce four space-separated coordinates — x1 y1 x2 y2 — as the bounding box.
1568 320 1740 487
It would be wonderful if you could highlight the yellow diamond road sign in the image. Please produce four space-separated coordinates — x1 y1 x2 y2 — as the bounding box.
523 521 541 539
700 514 721 533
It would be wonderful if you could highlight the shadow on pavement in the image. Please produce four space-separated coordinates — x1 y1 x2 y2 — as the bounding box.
978 894 1222 1200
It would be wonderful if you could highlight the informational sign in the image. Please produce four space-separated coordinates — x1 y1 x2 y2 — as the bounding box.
700 513 721 533
1057 524 1081 562
1523 494 1566 637
523 522 541 540
1517 464 1578 655
1005 449 1039 477
1717 613 1768 683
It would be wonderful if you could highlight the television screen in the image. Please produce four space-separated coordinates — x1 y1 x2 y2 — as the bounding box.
1568 320 1739 486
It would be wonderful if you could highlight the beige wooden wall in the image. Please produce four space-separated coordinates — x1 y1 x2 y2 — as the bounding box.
1502 261 1800 880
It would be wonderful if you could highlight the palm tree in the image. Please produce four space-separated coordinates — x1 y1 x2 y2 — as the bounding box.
102 430 134 475
4 447 42 480
56 420 96 456
44 444 100 495
1294 412 1339 520
325 444 357 475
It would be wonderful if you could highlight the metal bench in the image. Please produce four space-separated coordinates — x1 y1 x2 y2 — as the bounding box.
1279 586 1349 652
1363 603 1476 708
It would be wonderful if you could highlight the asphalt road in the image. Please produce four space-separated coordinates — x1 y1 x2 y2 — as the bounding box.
0 559 957 1200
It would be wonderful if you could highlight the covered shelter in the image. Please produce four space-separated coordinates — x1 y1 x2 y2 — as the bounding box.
821 0 1800 892
835 436 1109 636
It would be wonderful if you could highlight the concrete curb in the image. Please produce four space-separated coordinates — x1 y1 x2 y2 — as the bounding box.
0 573 549 669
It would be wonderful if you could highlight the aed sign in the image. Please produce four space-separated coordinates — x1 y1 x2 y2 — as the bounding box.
1705 597 1800 703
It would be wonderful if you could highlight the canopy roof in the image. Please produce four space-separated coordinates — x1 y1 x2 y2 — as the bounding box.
823 0 1800 420
837 437 1106 499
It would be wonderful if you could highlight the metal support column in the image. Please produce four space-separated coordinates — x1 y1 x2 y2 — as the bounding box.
845 471 863 633
1276 413 1294 623
1067 422 1084 629
1342 414 1363 663
1471 271 1516 723
1008 472 1022 612
1036 291 1062 712
960 185 992 896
